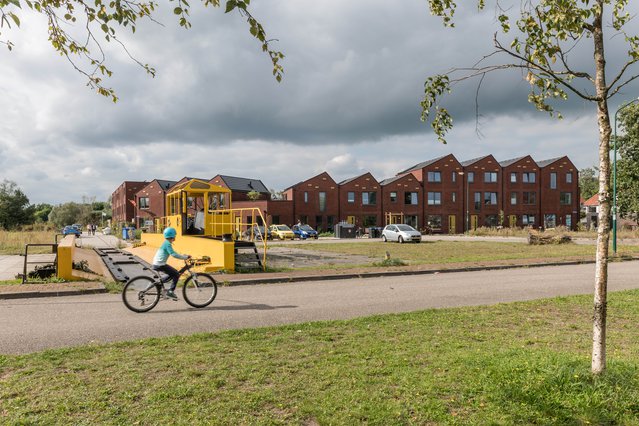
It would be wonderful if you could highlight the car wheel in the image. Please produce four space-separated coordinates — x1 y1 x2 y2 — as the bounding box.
382 235 387 242
398 236 404 244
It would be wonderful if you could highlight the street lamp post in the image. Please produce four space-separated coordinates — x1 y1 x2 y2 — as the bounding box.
613 98 639 255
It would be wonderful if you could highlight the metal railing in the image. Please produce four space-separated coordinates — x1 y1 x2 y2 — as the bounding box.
21 243 58 284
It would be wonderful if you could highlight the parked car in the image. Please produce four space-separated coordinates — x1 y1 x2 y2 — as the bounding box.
269 224 295 240
62 225 82 237
102 226 112 235
292 224 318 240
243 225 271 241
381 224 422 243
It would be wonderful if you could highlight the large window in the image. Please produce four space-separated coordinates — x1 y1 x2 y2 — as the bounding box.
484 172 498 183
560 192 572 205
319 192 326 212
523 192 536 205
566 172 573 184
427 215 442 230
523 172 536 183
485 215 498 227
139 197 149 209
427 192 442 205
510 172 517 183
544 214 557 228
510 192 517 205
363 215 377 227
405 192 418 205
468 172 475 183
390 191 397 202
484 192 497 205
362 192 377 205
347 192 355 203
522 215 535 226
427 171 442 183
474 192 481 211
550 172 557 189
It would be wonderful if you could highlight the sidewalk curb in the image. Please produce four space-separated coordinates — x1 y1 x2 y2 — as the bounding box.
217 258 636 286
3 257 637 299
0 288 107 300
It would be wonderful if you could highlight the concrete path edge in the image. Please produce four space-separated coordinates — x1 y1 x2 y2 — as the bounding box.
4 257 632 300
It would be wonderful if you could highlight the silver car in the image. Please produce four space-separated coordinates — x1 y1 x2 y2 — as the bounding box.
381 224 422 243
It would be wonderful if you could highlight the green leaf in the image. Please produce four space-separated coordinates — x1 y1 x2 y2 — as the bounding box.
224 0 236 13
7 0 21 7
10 13 20 27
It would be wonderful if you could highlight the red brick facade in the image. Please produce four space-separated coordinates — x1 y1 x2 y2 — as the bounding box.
111 181 147 225
538 157 580 230
283 172 339 232
338 173 382 227
113 153 580 233
135 179 176 230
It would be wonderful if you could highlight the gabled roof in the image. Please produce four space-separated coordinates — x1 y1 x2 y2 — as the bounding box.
499 156 527 167
397 154 449 175
380 172 419 186
461 155 491 167
583 194 599 206
283 171 336 191
215 175 269 193
155 179 177 190
339 172 376 186
537 157 564 168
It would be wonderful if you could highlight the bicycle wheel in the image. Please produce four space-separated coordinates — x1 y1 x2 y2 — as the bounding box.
122 276 161 313
182 273 218 308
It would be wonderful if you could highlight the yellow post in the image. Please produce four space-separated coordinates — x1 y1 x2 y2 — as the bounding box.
56 235 76 280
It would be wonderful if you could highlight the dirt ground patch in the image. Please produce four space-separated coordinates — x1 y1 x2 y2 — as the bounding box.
265 245 375 269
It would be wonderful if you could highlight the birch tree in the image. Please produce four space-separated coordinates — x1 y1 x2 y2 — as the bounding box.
422 0 639 374
0 0 283 101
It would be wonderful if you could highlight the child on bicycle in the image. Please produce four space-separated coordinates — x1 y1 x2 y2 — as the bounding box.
152 227 191 300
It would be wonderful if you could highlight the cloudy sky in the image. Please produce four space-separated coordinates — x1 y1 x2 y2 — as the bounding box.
1 1 638 204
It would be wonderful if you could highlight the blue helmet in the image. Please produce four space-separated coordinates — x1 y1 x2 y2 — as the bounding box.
163 227 177 239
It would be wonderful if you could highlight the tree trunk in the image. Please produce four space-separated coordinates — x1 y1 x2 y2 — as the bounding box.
592 1 611 375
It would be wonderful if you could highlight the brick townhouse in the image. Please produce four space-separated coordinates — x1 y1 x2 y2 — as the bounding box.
111 180 147 224
113 153 580 232
337 172 382 228
134 179 177 230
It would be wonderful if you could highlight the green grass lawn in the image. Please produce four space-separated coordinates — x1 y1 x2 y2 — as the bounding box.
287 241 639 266
2 291 639 424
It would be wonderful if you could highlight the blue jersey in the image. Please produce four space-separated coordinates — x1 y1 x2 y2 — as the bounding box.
152 240 188 266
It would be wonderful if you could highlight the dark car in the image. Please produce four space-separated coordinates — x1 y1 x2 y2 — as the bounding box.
292 224 318 240
243 225 272 241
62 225 82 237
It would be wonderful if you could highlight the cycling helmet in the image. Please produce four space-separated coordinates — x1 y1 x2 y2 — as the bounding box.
163 227 177 239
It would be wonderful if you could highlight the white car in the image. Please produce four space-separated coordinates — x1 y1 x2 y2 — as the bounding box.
102 226 112 235
381 224 422 243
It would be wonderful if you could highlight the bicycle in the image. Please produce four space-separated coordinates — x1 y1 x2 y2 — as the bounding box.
122 258 218 313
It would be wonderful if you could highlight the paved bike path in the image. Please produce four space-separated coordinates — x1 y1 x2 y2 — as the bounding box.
2 261 639 354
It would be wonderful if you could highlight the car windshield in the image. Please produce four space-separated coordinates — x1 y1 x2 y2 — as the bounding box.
300 225 314 231
276 225 291 231
396 224 416 232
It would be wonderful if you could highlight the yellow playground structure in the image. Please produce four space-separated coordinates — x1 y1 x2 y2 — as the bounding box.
140 179 267 272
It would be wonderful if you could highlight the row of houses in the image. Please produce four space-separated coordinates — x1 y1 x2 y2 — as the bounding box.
111 154 581 234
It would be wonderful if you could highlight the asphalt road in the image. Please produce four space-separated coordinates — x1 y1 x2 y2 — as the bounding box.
2 261 638 354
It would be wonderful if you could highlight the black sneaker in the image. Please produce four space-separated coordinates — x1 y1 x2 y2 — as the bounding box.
165 290 178 301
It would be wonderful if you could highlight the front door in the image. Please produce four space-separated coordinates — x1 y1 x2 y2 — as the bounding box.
470 215 479 231
448 215 456 234
347 216 356 225
509 215 517 228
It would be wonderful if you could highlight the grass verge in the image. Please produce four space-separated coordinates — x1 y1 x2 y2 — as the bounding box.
288 241 639 266
2 291 639 424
